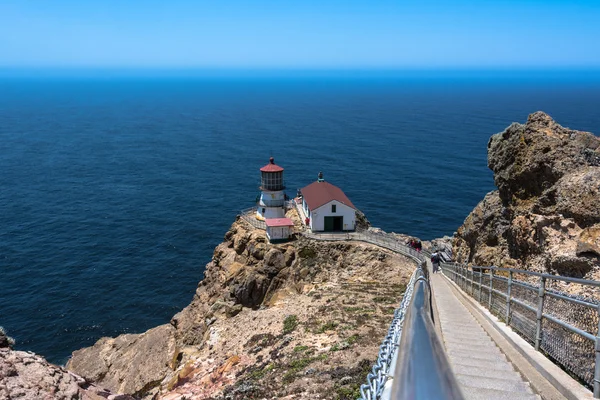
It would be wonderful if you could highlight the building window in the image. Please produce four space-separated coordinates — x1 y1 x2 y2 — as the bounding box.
332 204 336 213
262 208 266 214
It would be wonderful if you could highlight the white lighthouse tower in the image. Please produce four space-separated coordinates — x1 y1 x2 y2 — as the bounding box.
256 157 286 220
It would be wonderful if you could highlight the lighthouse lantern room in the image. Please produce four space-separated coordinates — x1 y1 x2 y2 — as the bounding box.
257 157 286 220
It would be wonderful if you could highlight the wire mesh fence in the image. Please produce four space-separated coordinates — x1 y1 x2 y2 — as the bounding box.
239 207 266 230
441 262 600 394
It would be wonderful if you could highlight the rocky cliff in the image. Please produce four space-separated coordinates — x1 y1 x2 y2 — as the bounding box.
67 212 415 399
0 327 131 400
454 112 600 286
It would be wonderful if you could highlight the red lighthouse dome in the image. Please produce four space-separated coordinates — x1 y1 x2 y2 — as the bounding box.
259 157 285 191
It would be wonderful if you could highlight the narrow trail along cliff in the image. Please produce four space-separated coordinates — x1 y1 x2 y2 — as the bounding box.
67 212 415 399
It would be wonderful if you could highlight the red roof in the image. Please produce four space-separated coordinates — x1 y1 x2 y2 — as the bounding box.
265 217 294 227
260 157 284 173
300 181 356 211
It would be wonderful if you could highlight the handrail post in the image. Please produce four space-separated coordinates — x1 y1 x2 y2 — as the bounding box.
469 268 473 296
488 269 493 309
535 276 546 351
594 303 600 398
506 271 512 324
478 268 483 303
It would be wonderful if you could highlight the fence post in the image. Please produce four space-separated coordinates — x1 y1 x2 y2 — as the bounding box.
488 269 494 309
470 268 474 296
594 303 600 398
506 271 513 325
535 276 546 351
478 268 483 303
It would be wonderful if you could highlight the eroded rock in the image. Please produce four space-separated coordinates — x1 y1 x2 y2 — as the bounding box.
455 112 600 281
67 324 176 397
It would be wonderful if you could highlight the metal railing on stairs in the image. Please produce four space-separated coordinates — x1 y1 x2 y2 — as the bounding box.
441 262 600 398
360 264 464 400
304 228 425 265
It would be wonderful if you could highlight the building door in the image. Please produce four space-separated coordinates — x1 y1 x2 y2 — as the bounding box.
332 216 343 231
324 217 334 231
324 216 343 231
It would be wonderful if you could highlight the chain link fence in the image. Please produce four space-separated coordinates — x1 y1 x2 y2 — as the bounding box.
442 262 600 395
239 207 266 230
358 268 419 400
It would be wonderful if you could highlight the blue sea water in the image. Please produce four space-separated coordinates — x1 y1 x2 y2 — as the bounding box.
1 71 599 364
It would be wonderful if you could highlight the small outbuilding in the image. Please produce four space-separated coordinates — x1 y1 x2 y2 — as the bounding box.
300 174 356 232
265 217 294 242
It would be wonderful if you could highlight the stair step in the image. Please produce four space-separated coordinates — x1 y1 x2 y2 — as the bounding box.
456 373 532 393
444 337 494 346
442 330 487 339
460 386 539 400
445 342 503 354
452 363 522 380
451 356 514 371
448 349 508 362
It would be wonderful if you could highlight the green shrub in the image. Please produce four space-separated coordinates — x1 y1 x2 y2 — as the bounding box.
283 315 299 334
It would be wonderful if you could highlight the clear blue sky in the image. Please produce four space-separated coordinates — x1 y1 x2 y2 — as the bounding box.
1 0 599 69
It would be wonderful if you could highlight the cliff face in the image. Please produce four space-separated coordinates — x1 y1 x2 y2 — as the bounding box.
454 112 600 283
67 215 415 399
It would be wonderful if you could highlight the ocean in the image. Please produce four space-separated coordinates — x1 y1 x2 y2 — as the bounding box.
1 70 599 364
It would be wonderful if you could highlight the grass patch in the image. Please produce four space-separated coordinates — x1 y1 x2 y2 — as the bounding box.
382 307 396 315
331 334 360 352
347 334 360 345
315 321 339 333
373 296 396 304
335 384 361 400
344 306 372 313
246 363 275 381
283 315 299 334
282 354 328 384
293 345 309 353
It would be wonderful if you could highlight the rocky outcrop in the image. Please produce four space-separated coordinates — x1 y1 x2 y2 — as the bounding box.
454 112 600 282
67 324 177 398
0 327 15 349
0 347 134 400
68 214 415 399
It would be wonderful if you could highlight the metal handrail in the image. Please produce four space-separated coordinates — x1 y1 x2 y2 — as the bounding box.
469 265 600 287
390 268 463 400
360 263 464 400
441 262 600 397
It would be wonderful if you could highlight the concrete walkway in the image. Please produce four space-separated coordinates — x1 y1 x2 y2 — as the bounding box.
430 269 540 400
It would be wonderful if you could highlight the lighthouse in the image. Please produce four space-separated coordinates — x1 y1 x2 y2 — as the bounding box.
256 157 286 220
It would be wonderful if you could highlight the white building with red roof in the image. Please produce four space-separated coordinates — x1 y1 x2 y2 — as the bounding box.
265 217 294 242
300 172 356 232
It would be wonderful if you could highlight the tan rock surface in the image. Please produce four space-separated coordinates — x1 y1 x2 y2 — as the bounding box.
0 347 133 400
454 112 600 294
66 324 176 398
67 212 415 399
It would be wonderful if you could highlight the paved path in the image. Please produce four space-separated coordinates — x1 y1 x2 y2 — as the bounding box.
430 269 540 400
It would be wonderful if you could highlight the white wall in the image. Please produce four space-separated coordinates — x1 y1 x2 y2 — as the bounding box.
258 190 284 207
257 189 285 219
256 206 285 220
310 200 355 231
266 225 291 241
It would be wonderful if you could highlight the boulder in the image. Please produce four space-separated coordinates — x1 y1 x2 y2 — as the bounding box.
67 324 177 397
